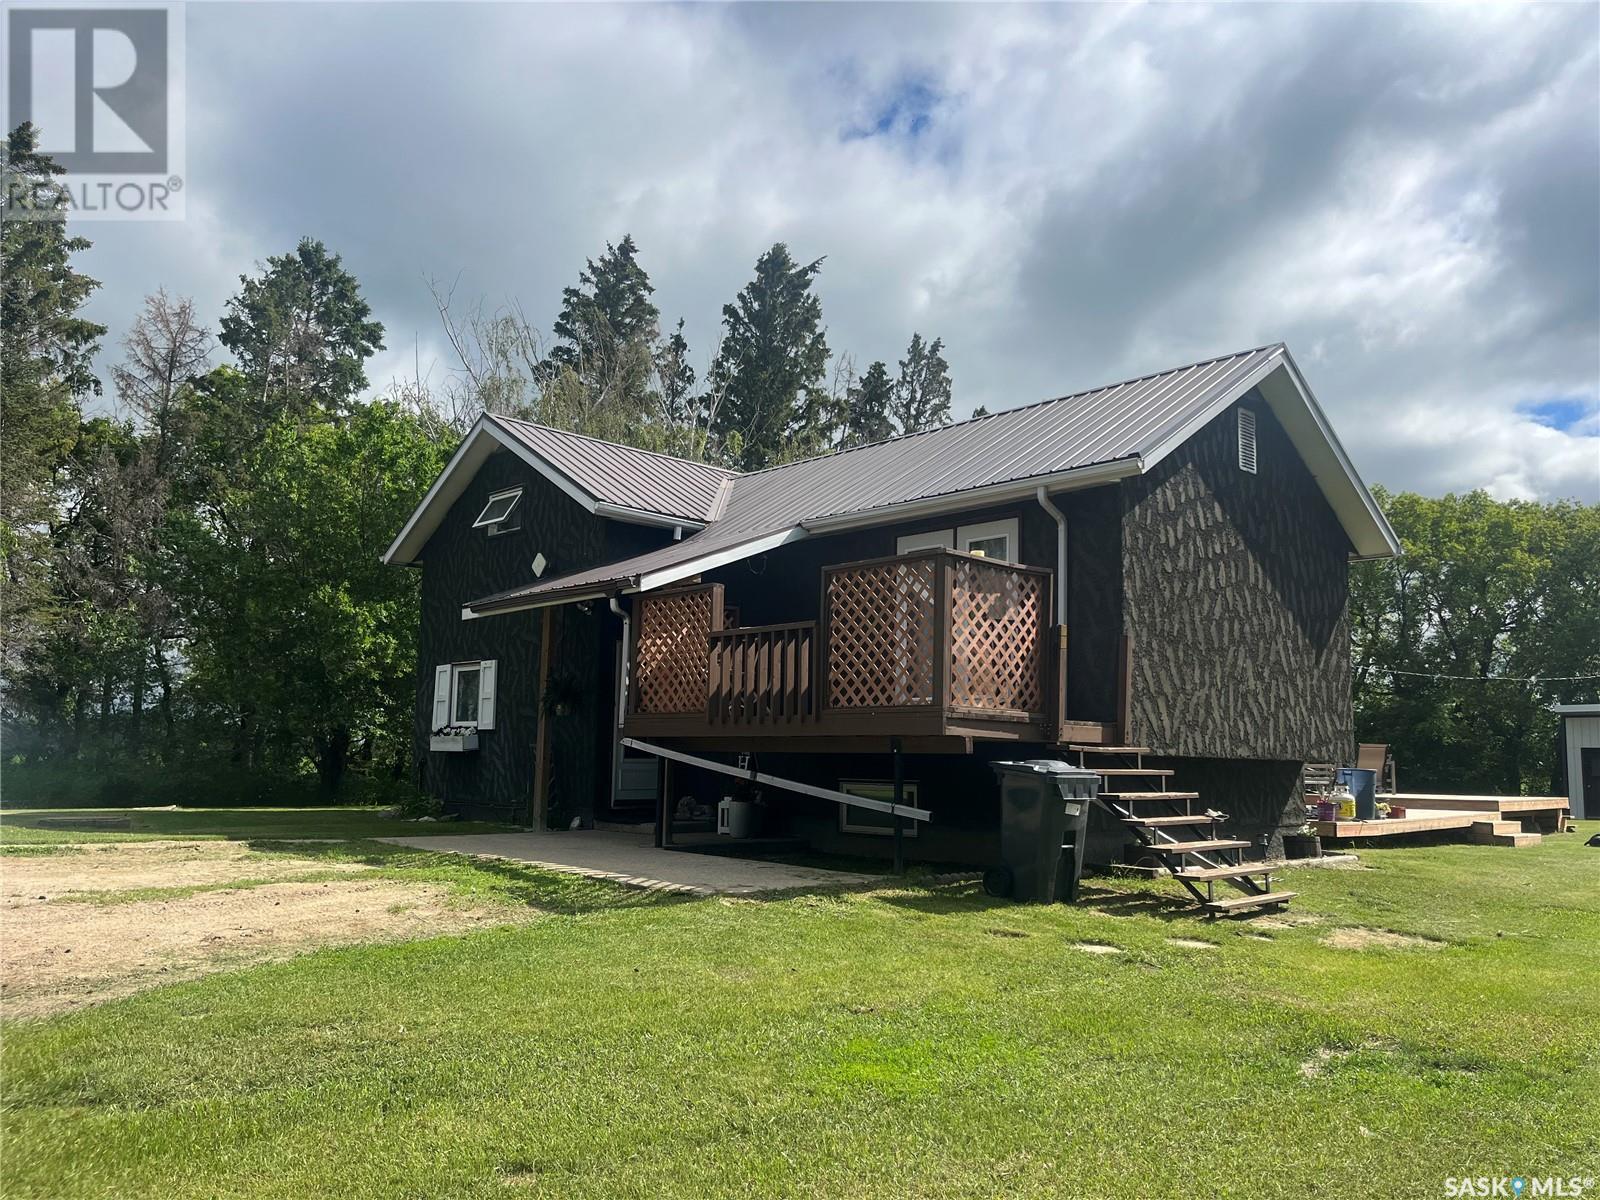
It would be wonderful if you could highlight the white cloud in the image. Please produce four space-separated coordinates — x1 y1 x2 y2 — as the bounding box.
72 1 1598 502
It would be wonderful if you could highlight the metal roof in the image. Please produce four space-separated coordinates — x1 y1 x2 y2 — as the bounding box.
465 343 1382 614
491 417 734 524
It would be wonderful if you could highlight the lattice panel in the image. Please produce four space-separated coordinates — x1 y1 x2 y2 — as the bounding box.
633 587 716 714
825 558 937 708
949 558 1045 713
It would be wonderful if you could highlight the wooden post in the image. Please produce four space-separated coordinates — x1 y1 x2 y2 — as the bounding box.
1053 623 1069 740
531 607 555 829
891 736 906 875
1116 632 1134 746
658 755 674 848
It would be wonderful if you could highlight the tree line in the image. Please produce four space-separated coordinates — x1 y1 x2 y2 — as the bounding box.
1350 488 1598 798
4 121 1595 806
0 123 957 799
425 234 957 469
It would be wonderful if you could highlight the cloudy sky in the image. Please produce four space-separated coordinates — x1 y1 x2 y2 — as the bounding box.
70 1 1600 502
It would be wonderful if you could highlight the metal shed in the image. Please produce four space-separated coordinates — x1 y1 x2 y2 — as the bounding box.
1553 703 1600 820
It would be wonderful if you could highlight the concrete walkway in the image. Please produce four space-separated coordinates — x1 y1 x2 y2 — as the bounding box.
377 830 886 896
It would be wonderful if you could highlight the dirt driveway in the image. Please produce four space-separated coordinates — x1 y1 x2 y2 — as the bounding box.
1 841 525 1019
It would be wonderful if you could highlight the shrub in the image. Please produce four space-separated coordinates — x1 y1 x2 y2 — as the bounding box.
0 760 420 810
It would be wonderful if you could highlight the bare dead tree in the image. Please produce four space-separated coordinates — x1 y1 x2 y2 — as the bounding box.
113 290 211 472
104 290 210 757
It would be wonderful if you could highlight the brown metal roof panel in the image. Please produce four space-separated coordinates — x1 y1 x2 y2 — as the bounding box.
490 417 735 522
463 345 1287 611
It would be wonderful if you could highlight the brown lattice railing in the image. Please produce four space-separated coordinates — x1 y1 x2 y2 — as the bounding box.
631 583 723 714
822 554 939 708
820 549 1051 718
627 550 1052 731
948 555 1049 713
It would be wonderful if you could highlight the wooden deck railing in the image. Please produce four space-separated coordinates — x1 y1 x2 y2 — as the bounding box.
631 582 724 715
820 549 1053 720
707 622 817 725
628 550 1054 737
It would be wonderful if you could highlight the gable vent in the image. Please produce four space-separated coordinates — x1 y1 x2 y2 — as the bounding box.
1237 407 1258 474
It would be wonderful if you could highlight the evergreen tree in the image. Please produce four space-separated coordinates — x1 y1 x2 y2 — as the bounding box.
655 319 696 424
1 124 105 677
841 360 895 447
539 234 662 439
218 237 385 421
891 332 953 435
548 233 660 371
709 243 831 469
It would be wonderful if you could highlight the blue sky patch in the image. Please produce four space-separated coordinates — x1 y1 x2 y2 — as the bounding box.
843 77 940 143
1518 396 1598 433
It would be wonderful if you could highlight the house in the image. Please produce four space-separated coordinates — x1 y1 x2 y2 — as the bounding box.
1553 704 1600 820
384 343 1400 875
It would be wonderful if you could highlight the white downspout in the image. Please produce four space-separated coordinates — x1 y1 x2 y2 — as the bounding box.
607 594 632 814
609 596 631 727
1035 486 1068 625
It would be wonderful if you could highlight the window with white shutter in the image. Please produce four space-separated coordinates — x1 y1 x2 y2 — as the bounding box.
476 660 497 730
432 665 451 732
1237 407 1258 474
436 660 498 730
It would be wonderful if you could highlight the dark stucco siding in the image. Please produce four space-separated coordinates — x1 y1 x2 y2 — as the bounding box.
1120 393 1354 764
414 450 669 824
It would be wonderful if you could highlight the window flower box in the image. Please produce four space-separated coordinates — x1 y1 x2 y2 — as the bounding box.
430 728 480 753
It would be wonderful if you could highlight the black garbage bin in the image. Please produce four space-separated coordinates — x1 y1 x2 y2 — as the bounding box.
986 760 1100 903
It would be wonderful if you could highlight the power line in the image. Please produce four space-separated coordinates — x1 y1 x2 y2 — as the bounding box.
1367 667 1600 683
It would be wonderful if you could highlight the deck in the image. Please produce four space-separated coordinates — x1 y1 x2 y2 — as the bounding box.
1313 793 1569 840
622 547 1120 751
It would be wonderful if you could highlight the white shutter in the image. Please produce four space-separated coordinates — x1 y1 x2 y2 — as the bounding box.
477 660 497 730
432 665 451 731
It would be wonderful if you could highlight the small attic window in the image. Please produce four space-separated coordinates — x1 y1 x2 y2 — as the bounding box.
1237 408 1258 474
472 487 523 532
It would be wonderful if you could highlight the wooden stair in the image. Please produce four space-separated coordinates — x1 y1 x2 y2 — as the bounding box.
1066 745 1295 917
1123 814 1215 828
1470 820 1541 847
1102 790 1201 801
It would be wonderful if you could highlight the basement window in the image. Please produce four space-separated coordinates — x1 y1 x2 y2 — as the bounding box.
1237 408 1258 474
838 780 920 838
473 487 523 533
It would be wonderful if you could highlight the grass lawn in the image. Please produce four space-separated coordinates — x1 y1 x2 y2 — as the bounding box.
0 806 518 846
3 823 1597 1199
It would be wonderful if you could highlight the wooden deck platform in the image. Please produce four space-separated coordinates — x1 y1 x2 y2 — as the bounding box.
1313 793 1568 841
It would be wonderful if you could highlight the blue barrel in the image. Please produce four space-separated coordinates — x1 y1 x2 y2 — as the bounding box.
1336 768 1379 819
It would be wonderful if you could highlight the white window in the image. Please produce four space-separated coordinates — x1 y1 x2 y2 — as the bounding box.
895 528 954 554
895 517 1019 563
1237 408 1258 474
957 518 1018 562
838 780 920 837
432 660 497 731
473 488 523 532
